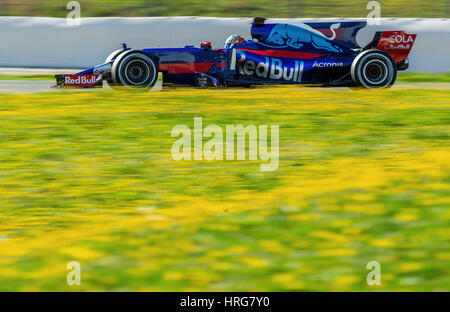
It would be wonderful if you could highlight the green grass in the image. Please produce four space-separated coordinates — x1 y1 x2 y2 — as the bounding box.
397 72 450 83
0 74 55 81
0 87 449 291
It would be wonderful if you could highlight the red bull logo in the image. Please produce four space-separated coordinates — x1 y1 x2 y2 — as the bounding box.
64 74 101 87
230 49 304 82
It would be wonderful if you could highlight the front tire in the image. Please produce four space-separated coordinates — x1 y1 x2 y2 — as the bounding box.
105 49 125 63
105 49 125 88
111 50 158 89
351 50 397 89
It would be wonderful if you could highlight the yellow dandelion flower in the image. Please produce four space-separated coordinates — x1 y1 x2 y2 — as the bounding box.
395 262 423 273
240 257 269 268
318 248 357 257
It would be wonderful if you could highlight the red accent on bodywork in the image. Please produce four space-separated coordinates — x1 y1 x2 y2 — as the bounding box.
158 62 214 74
376 31 417 63
238 49 326 59
201 42 212 48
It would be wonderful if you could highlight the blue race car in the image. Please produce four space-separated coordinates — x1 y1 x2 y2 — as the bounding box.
55 18 416 90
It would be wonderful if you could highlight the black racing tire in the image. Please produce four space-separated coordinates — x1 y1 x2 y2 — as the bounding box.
111 50 158 90
351 50 397 89
105 49 126 88
105 49 125 64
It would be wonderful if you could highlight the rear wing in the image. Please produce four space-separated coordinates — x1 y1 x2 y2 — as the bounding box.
366 31 417 64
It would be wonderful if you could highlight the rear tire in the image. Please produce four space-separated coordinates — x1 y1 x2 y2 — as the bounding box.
351 50 397 89
111 50 158 90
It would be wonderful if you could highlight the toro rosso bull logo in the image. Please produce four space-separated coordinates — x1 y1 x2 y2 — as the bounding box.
231 49 304 82
264 24 343 53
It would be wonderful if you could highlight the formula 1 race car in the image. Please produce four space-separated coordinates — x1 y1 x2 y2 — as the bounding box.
55 18 416 90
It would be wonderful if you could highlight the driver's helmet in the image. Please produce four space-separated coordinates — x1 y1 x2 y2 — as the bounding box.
224 35 245 48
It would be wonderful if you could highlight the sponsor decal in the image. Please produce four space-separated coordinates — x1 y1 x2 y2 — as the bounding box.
64 74 101 87
231 50 304 82
378 32 417 51
376 31 417 63
263 24 343 53
312 60 344 68
389 34 415 44
384 34 415 50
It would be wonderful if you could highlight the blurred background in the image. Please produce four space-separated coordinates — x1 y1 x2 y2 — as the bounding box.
0 0 449 18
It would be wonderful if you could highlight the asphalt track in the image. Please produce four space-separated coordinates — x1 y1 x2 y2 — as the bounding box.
0 80 163 93
0 80 449 94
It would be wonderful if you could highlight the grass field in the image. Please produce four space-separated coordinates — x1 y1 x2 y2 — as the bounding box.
0 86 449 291
0 74 55 81
396 73 450 83
2 0 449 18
